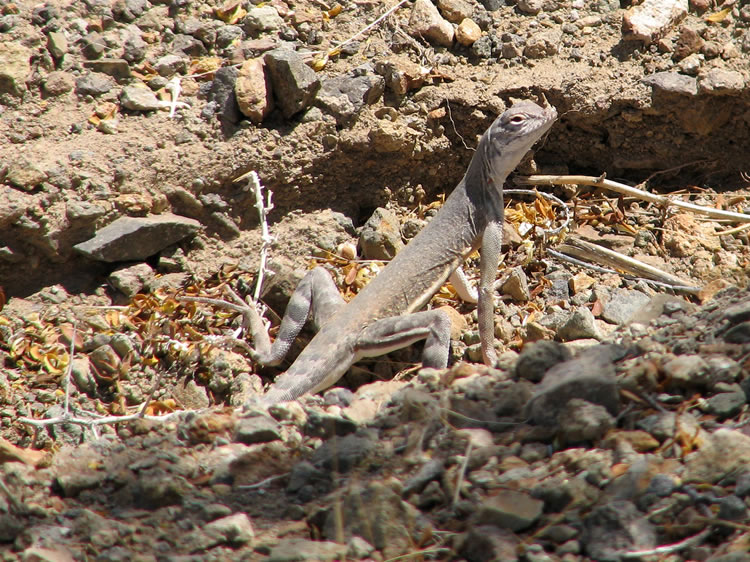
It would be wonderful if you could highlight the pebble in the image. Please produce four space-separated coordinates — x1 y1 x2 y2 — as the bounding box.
360 208 404 260
75 72 116 96
558 306 602 341
120 85 161 111
84 58 132 80
108 262 154 298
476 489 544 531
203 513 254 547
517 0 543 14
435 0 475 23
244 6 284 35
154 54 188 78
500 266 530 302
235 58 273 124
408 0 454 48
6 160 47 191
558 398 615 445
601 288 651 325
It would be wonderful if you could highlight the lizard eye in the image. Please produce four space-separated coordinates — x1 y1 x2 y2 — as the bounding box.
509 115 526 125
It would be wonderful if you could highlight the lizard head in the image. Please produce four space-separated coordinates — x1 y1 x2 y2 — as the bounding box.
482 100 557 185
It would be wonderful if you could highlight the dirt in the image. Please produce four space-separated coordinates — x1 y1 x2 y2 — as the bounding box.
1 0 750 560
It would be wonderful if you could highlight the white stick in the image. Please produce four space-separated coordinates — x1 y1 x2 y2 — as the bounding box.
520 174 750 223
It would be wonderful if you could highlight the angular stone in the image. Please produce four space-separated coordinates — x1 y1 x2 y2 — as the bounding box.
527 345 622 424
436 0 475 23
108 262 154 298
558 306 602 341
686 429 750 483
263 49 320 118
409 0 454 47
500 266 530 302
698 68 745 95
601 288 651 325
267 539 347 562
514 340 572 383
42 71 75 96
203 513 254 547
244 6 283 35
359 207 403 260
154 54 188 78
582 500 656 559
235 58 273 124
458 526 520 561
517 0 543 14
318 482 417 558
84 58 132 80
622 0 688 44
120 85 161 111
314 74 384 126
75 73 116 96
0 42 32 97
558 398 615 445
74 214 201 262
233 414 282 444
476 489 544 531
47 31 68 59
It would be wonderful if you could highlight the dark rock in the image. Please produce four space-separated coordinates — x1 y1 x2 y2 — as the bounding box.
172 33 206 57
458 525 519 562
402 458 445 496
317 481 418 558
304 411 358 439
476 489 544 531
526 345 621 425
81 32 106 59
558 398 614 445
234 414 281 444
111 0 148 22
718 495 747 521
205 66 241 128
582 500 656 560
73 214 201 262
311 431 375 472
263 48 320 118
136 470 192 508
122 32 146 63
705 391 746 419
75 72 115 96
514 340 572 383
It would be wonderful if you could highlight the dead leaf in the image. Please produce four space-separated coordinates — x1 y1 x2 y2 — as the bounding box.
705 7 731 22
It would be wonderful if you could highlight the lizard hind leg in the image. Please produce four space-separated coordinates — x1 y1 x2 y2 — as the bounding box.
354 309 452 370
252 266 346 366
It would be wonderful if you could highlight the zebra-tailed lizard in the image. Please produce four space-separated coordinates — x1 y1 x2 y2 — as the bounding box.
246 100 558 404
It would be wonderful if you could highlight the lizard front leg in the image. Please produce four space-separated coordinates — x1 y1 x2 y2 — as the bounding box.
247 266 346 366
354 309 452 369
478 220 503 367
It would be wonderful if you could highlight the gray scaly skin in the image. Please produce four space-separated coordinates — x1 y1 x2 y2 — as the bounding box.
247 100 558 405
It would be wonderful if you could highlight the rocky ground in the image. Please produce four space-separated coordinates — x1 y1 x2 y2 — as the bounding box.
2 0 750 560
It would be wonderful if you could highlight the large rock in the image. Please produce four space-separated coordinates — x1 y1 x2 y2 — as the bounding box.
263 49 320 118
74 214 202 262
